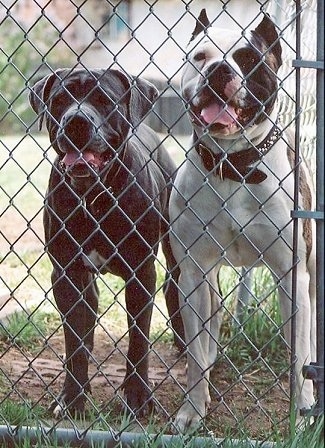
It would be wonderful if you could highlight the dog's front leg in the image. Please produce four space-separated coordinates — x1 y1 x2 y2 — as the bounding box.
174 266 214 432
278 267 315 421
122 261 156 416
160 226 185 351
49 267 98 417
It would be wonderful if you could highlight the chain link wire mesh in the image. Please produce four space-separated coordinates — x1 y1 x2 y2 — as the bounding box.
0 0 321 446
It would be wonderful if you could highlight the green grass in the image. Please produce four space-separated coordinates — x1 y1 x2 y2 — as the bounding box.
0 308 61 352
0 399 44 426
0 398 323 447
215 266 287 372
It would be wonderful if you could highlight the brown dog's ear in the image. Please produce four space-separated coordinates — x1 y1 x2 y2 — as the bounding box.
190 9 210 42
109 69 159 127
128 76 159 126
29 71 59 130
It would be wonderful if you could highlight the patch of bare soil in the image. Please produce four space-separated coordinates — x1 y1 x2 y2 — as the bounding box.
0 207 44 255
0 323 290 440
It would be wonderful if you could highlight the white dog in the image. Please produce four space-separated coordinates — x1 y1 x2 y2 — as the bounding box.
169 9 316 432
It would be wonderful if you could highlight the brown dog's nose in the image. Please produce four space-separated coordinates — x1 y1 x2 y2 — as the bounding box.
61 111 94 150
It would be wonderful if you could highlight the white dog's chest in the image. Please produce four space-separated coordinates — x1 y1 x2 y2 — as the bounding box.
176 155 291 214
171 151 296 266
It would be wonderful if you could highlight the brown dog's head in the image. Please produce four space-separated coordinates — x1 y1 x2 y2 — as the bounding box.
29 68 158 182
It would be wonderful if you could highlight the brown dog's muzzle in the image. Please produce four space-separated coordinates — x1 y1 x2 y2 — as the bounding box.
57 109 109 179
62 112 95 149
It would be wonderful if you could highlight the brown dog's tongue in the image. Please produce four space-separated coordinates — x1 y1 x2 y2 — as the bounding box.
200 103 238 126
62 151 96 167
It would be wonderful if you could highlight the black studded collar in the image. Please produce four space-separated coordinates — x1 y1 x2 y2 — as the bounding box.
195 123 281 184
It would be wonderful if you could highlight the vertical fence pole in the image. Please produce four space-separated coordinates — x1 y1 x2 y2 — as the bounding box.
314 0 325 418
297 0 325 419
289 0 302 420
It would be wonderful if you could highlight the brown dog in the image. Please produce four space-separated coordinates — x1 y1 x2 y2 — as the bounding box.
29 68 184 417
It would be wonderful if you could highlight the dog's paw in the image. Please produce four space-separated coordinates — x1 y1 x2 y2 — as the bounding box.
295 406 316 431
123 381 155 418
49 399 68 419
173 402 204 434
125 390 156 418
48 391 87 419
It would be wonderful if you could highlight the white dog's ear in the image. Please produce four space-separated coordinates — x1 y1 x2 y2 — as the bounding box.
190 8 210 42
254 14 282 69
29 71 60 130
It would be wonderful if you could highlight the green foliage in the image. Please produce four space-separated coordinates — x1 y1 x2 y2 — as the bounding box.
0 309 60 351
284 416 324 448
0 399 44 426
219 267 287 371
0 400 323 448
0 17 71 134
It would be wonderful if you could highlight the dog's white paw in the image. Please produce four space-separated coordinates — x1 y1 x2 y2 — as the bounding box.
173 401 204 434
295 406 316 430
52 401 65 419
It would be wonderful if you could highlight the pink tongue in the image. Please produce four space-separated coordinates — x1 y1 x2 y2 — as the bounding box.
200 103 238 125
62 151 96 167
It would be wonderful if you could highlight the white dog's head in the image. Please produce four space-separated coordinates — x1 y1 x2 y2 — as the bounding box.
181 9 282 138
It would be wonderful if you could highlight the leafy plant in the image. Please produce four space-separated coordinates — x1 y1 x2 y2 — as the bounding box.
219 267 288 371
0 395 322 447
0 309 60 351
0 17 71 134
0 399 44 426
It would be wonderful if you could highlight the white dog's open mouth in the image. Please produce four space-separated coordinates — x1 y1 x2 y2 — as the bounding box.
200 102 239 126
190 101 242 133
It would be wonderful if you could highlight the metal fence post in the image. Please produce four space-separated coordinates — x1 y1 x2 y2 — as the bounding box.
301 0 325 419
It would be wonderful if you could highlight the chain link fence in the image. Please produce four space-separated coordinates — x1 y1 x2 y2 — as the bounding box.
0 0 323 446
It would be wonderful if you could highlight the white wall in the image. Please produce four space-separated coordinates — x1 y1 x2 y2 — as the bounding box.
78 0 262 82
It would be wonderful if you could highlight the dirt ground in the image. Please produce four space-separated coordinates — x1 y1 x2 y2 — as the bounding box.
1 333 290 440
0 208 291 441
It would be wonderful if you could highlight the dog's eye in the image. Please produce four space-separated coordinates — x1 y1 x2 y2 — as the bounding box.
233 48 260 75
243 56 259 70
193 51 206 62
